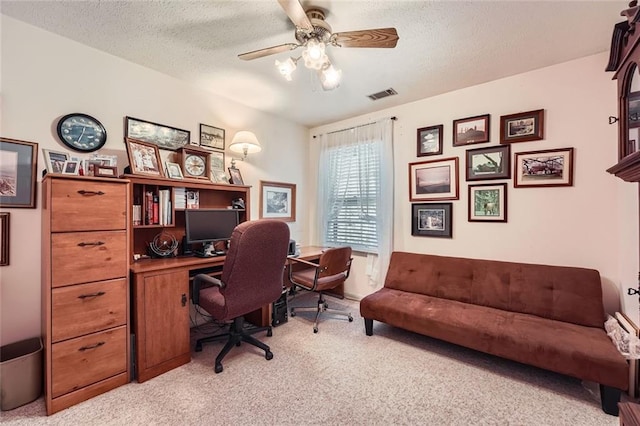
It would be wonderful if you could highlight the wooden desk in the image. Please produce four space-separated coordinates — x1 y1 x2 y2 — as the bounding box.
130 246 327 382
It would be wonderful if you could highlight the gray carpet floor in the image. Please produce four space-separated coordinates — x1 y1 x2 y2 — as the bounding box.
0 293 625 425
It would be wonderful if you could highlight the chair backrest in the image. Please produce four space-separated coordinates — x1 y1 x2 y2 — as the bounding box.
319 246 352 279
220 219 290 319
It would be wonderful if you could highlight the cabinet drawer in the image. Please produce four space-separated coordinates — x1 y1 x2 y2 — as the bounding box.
51 326 127 398
52 279 127 342
51 180 127 232
52 231 127 287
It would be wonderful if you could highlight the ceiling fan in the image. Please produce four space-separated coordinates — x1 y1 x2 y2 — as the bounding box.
238 0 399 90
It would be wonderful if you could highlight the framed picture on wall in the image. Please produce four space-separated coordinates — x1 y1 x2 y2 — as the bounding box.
411 202 453 238
453 114 490 146
499 109 544 144
468 183 507 222
199 124 225 150
259 181 296 222
125 116 190 151
409 157 459 201
465 145 510 181
1 138 38 208
514 147 574 188
417 124 443 157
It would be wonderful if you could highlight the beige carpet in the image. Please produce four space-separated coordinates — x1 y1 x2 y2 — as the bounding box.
0 293 624 425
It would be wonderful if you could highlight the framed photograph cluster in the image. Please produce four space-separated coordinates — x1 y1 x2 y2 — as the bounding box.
1 138 38 208
260 181 296 222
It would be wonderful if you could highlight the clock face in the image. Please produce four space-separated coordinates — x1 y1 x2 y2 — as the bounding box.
56 113 107 152
185 154 206 176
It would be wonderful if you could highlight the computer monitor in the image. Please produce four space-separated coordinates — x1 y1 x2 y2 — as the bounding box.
184 208 239 250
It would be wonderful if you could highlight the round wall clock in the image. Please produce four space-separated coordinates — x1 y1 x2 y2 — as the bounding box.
56 113 107 152
180 147 210 179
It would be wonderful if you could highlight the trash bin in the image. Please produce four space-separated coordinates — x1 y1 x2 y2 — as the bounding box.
0 337 43 411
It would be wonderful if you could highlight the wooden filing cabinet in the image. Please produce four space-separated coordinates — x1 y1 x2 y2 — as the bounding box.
41 175 130 415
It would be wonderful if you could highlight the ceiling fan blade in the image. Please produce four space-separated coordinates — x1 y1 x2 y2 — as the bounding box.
238 43 299 61
332 28 399 48
277 0 313 31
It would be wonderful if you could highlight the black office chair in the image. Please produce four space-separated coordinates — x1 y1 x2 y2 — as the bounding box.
288 246 353 333
192 219 290 373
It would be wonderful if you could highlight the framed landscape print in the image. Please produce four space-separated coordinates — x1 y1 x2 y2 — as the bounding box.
1 138 38 208
514 147 574 188
468 183 507 222
260 181 296 222
500 109 544 144
466 145 510 181
125 138 164 177
409 157 459 201
453 114 490 146
411 202 452 238
125 116 190 151
199 124 225 150
417 124 443 157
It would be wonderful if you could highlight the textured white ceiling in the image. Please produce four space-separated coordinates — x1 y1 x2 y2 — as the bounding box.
0 0 627 127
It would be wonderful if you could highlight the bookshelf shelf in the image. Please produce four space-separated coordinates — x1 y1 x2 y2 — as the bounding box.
125 174 250 259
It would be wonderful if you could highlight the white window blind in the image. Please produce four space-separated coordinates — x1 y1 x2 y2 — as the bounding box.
323 140 380 252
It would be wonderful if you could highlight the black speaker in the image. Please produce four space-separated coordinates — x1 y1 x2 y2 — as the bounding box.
272 291 288 327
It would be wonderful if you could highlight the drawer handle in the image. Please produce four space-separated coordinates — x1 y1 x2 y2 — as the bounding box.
77 190 105 196
77 291 106 299
77 241 105 247
78 341 105 351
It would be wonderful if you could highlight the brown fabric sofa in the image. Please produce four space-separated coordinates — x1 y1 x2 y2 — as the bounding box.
360 252 628 416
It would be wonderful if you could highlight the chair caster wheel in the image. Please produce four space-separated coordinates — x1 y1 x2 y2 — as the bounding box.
267 328 273 337
290 310 296 317
195 342 203 352
348 315 353 322
313 327 318 333
214 363 223 373
265 351 273 360
235 341 241 347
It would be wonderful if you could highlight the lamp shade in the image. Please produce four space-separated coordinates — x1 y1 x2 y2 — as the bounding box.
229 131 262 156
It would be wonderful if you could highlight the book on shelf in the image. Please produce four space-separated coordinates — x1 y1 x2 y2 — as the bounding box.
132 205 142 226
615 311 639 398
174 187 186 209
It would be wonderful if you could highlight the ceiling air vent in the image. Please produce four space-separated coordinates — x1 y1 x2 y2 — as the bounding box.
367 88 397 101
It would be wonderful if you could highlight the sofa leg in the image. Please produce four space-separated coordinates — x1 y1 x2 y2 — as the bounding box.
364 318 373 336
599 384 621 416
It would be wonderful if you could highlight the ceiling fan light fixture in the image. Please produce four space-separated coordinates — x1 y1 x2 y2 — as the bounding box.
275 57 297 81
302 38 328 70
320 64 342 91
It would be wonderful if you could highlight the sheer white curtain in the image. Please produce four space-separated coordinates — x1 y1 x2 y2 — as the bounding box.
316 118 394 289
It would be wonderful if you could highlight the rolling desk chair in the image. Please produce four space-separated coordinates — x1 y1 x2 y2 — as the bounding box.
289 246 353 333
192 219 290 373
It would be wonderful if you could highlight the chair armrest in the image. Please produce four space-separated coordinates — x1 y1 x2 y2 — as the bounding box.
192 274 224 305
288 257 320 268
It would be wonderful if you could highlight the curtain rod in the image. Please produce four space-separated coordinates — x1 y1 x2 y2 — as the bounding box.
313 116 397 138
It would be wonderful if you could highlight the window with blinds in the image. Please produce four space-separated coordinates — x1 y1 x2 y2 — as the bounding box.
323 140 380 252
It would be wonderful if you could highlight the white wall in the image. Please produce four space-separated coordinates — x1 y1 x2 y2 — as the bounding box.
310 53 639 323
0 16 309 346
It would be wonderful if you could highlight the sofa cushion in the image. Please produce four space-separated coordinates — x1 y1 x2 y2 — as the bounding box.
384 252 605 328
360 288 628 390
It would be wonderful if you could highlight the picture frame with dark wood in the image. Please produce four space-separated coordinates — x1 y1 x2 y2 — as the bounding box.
468 183 507 222
199 123 225 150
228 166 244 185
453 114 490 146
1 212 9 266
1 138 38 208
125 138 165 177
466 145 511 181
417 124 443 157
500 109 544 144
514 147 574 188
94 165 119 178
125 116 190 151
411 202 452 238
260 181 296 222
409 157 459 201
